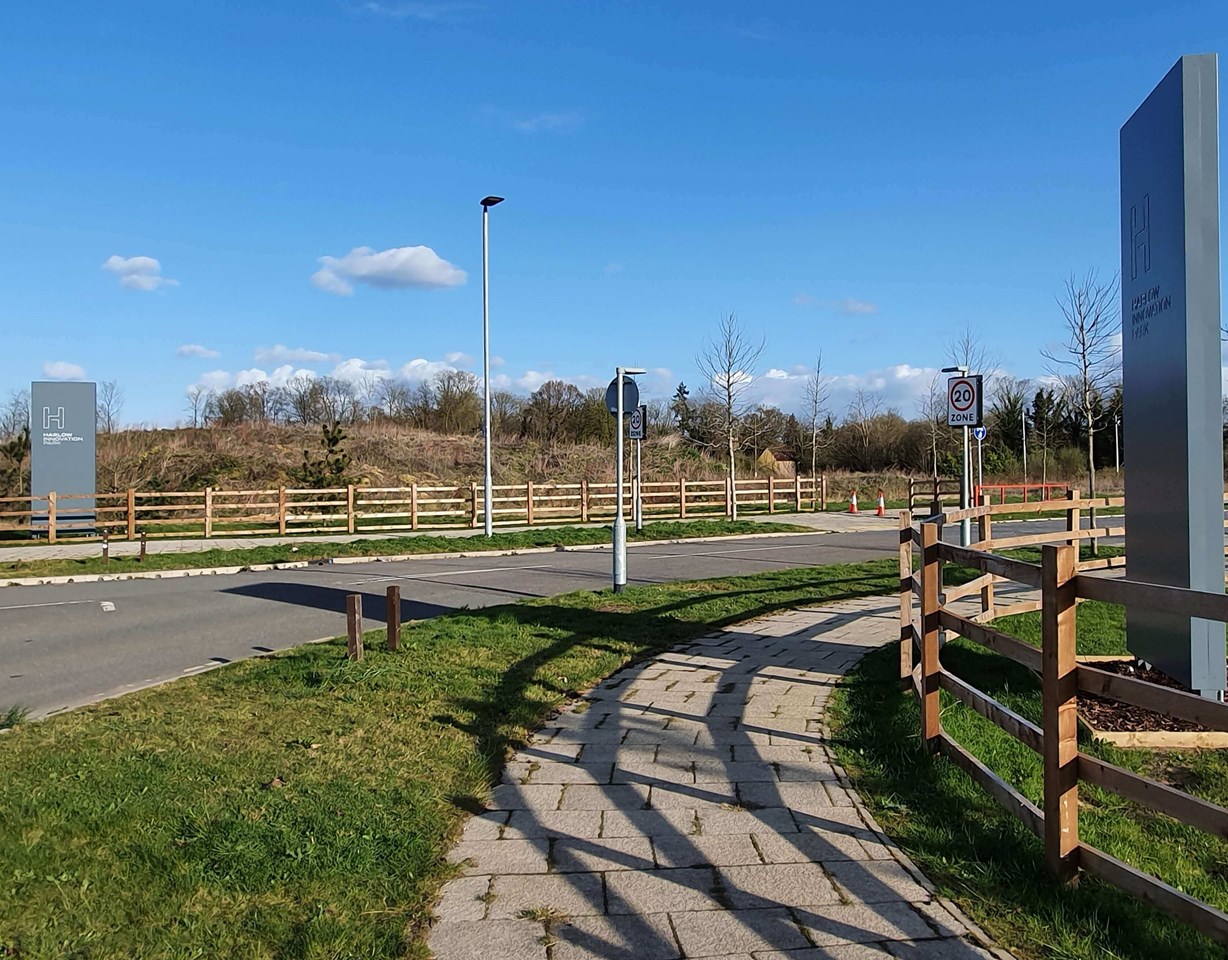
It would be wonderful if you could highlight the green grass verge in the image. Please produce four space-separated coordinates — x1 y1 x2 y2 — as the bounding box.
829 592 1228 960
0 560 897 959
0 519 810 581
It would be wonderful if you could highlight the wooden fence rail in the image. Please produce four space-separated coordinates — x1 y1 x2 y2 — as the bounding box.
0 474 883 543
899 499 1228 946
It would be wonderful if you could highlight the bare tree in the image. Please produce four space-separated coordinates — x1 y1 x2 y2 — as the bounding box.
800 354 830 484
432 370 482 434
843 388 884 471
695 312 764 520
918 373 948 479
184 386 209 428
947 326 999 387
285 375 323 424
1043 270 1121 544
1 390 30 438
490 390 524 437
96 380 124 433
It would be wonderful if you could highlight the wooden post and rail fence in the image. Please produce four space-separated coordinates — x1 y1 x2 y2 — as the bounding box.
0 474 950 544
899 494 1228 945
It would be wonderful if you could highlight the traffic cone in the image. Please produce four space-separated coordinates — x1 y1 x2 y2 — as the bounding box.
848 490 858 514
876 490 886 517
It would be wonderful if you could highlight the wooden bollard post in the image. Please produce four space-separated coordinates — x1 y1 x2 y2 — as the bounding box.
126 488 136 540
386 585 401 652
346 593 364 661
47 491 57 544
919 521 942 750
581 479 589 523
978 493 995 619
102 531 110 566
898 510 912 683
768 476 776 514
820 474 828 512
1041 543 1079 881
139 531 147 562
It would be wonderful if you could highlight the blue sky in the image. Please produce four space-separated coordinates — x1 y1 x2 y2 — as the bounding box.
2 1 1225 425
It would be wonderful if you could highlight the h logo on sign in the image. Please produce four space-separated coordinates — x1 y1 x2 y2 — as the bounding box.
43 406 65 430
1130 194 1151 280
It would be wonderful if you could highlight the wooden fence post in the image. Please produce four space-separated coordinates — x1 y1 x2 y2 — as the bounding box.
1066 488 1081 548
347 484 356 534
126 488 136 540
794 476 802 512
47 491 57 544
1041 542 1079 882
204 487 214 538
526 481 535 526
978 493 994 620
278 486 287 536
820 474 828 512
346 594 364 661
726 476 733 519
386 585 401 652
768 476 776 514
581 479 589 523
679 478 687 519
470 483 479 529
920 521 942 749
410 483 419 531
899 510 913 683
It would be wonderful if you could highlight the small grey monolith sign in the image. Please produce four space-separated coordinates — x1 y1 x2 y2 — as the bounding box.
1120 54 1225 698
30 381 97 531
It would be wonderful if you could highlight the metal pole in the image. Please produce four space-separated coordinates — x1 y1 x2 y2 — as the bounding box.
976 434 983 492
961 425 970 546
634 437 643 532
481 204 493 537
613 368 627 593
1022 407 1028 481
1114 415 1120 473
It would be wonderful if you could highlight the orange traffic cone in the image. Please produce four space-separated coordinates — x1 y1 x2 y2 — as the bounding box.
876 490 886 516
848 490 858 514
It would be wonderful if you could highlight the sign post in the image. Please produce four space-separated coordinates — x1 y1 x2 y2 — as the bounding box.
947 374 983 547
629 405 645 532
31 381 97 535
972 425 988 494
607 370 644 592
1120 54 1225 699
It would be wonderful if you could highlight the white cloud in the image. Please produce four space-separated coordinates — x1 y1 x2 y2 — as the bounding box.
444 351 474 366
103 255 178 291
332 357 392 383
234 365 315 388
254 344 340 364
177 344 220 359
765 368 789 379
514 112 583 133
491 355 506 368
792 294 878 315
311 245 466 295
196 370 232 391
357 2 480 20
43 361 85 380
400 357 459 381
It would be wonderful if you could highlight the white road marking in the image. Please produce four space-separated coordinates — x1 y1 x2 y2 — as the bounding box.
643 543 816 560
99 601 116 612
0 598 101 612
345 563 555 585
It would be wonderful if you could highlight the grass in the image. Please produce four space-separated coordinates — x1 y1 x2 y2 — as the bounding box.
0 560 898 959
829 593 1228 960
0 519 810 581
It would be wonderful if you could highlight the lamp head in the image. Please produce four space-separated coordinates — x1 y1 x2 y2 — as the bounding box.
481 196 505 208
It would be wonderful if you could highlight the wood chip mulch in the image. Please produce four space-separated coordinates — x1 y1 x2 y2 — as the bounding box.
1079 658 1227 733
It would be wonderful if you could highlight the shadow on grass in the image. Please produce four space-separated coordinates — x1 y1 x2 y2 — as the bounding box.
831 642 1225 960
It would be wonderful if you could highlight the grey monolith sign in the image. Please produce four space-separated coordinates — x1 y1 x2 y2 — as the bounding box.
30 381 97 531
1120 54 1225 698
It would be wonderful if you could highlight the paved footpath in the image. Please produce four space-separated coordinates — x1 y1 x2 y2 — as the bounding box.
428 597 1012 960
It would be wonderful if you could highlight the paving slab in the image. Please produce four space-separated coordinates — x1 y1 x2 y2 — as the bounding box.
428 599 1015 960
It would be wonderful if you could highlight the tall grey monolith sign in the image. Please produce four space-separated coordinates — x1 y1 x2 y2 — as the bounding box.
30 381 97 531
1120 54 1225 698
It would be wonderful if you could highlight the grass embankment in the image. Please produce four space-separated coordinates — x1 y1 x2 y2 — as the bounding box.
830 592 1228 960
0 519 810 581
0 561 898 959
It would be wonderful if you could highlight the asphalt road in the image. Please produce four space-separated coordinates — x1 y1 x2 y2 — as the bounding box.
3 530 905 718
0 517 1099 719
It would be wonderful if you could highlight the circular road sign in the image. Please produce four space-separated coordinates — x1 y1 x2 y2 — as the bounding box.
949 378 976 413
972 426 987 442
629 407 644 432
605 377 640 417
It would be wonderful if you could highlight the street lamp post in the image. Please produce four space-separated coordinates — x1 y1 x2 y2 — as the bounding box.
942 365 971 546
613 366 645 593
1021 405 1028 481
480 195 504 537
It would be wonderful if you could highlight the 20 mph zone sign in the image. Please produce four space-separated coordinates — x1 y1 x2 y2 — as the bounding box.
947 375 983 427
